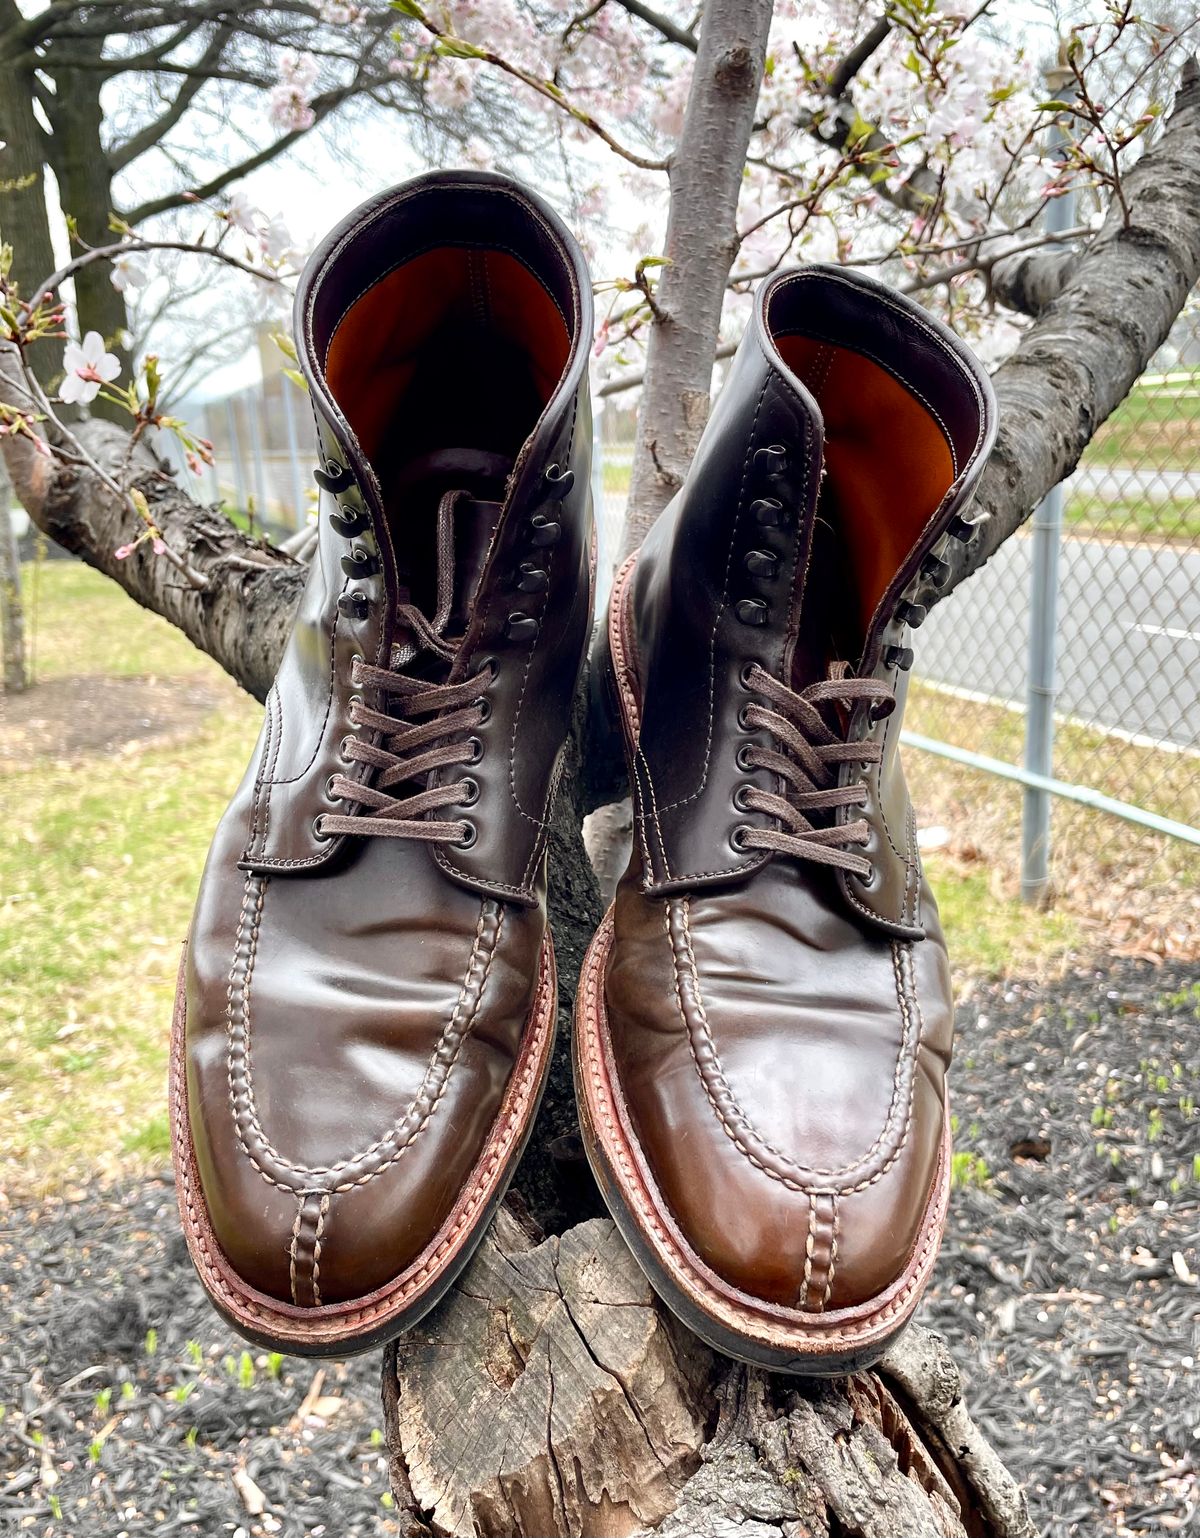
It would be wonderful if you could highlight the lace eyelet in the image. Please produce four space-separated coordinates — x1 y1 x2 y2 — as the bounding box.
736 743 755 771
458 777 480 807
314 459 355 494
737 702 754 730
466 736 485 764
456 820 478 849
740 662 757 689
475 696 492 724
325 774 339 799
735 599 768 627
733 784 754 812
348 693 363 723
472 657 498 685
312 815 330 841
857 864 877 888
340 735 356 762
730 825 750 852
544 463 575 499
337 592 370 622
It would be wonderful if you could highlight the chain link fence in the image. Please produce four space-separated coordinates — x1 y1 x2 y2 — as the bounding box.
191 299 1200 945
905 299 1200 943
593 301 1200 948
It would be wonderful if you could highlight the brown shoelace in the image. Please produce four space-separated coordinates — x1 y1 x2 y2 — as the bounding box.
316 490 491 847
735 660 894 877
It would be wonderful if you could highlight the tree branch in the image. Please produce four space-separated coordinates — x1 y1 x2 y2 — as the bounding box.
121 79 377 225
927 56 1200 608
610 0 698 52
108 24 233 172
0 347 301 702
826 14 891 97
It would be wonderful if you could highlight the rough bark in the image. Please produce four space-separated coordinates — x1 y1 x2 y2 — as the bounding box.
382 1206 1036 1538
0 462 28 692
928 56 1200 609
0 0 62 392
620 0 774 552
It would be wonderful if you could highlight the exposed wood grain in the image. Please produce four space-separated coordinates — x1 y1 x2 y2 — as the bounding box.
383 1209 1036 1538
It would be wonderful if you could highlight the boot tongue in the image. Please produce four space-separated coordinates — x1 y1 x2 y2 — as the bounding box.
388 448 512 667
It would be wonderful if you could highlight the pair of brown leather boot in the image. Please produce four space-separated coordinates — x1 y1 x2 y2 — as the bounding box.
171 171 995 1373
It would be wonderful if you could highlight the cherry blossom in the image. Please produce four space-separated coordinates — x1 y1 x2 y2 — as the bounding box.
270 49 319 133
261 214 302 269
110 252 148 293
59 332 121 406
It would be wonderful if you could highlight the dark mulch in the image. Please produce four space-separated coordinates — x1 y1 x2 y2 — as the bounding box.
928 955 1200 1536
0 1182 394 1536
0 955 1196 1537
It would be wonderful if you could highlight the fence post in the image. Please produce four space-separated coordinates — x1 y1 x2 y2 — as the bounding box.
225 396 247 517
1020 70 1076 904
281 378 307 530
245 388 269 528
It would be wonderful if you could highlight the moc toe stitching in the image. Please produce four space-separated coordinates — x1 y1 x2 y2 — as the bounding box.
669 897 921 1194
220 881 504 1193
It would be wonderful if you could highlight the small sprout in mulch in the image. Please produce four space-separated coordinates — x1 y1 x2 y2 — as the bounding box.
951 1150 994 1190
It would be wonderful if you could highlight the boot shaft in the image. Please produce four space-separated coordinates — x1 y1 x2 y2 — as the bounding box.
235 172 594 902
623 265 995 934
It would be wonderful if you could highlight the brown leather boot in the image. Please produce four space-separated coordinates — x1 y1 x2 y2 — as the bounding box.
171 172 593 1355
576 266 995 1373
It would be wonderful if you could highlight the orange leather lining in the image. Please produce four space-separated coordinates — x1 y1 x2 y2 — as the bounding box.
325 247 570 463
778 337 955 633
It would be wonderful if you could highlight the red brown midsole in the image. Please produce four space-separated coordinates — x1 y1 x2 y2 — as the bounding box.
170 933 557 1356
577 550 950 1372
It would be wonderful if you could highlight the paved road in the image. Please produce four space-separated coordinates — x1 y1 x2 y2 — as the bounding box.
595 486 1199 751
916 531 1200 752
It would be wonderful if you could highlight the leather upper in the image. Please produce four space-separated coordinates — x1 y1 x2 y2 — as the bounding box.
604 265 995 1316
181 172 592 1314
242 173 594 903
627 266 995 937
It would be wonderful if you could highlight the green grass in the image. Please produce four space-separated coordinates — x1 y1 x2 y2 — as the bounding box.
1 560 259 1194
907 680 1200 888
1085 379 1200 467
1064 494 1200 544
602 456 632 497
924 855 1080 978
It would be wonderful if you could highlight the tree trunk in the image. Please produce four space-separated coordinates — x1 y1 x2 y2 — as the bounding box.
46 36 133 419
0 0 62 394
0 462 28 693
620 0 774 552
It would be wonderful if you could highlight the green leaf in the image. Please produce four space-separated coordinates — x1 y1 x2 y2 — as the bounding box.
433 36 484 60
844 111 875 150
389 0 426 17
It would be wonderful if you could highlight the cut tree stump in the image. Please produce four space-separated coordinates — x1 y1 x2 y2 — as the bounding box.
382 1207 1036 1538
380 707 1037 1538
